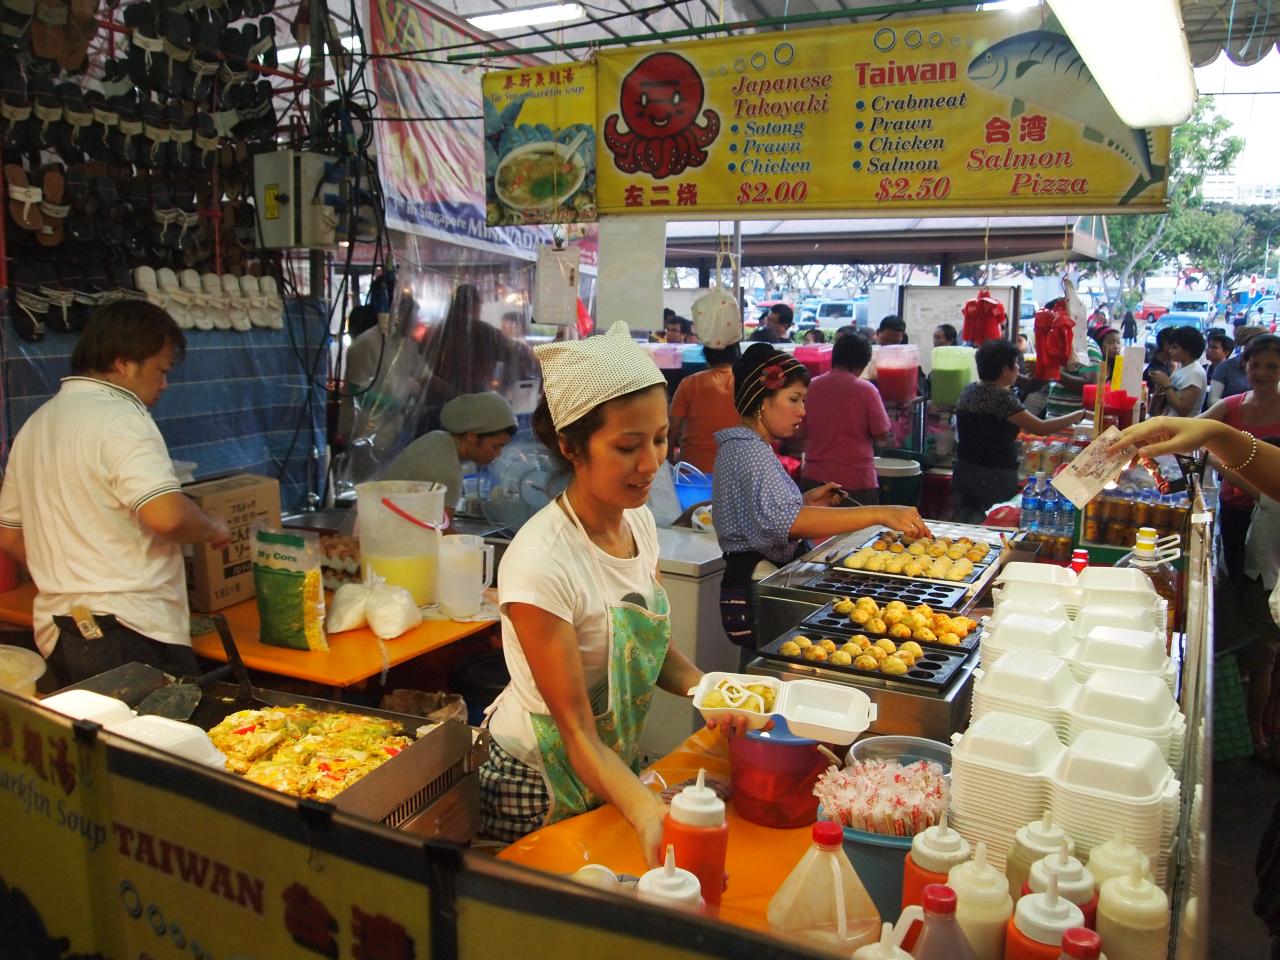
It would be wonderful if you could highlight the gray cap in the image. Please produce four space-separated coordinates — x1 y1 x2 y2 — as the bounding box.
440 392 517 435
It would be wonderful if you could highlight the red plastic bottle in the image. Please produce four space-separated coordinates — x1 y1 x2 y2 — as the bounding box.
661 768 729 909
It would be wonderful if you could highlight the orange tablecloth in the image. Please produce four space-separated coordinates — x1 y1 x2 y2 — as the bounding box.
497 727 815 933
0 583 492 689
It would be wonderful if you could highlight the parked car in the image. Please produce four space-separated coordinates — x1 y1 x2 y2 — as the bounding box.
1144 311 1205 354
1133 301 1169 323
1166 293 1214 325
1240 297 1280 331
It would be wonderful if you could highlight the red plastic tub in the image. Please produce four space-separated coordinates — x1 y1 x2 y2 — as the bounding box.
729 719 827 828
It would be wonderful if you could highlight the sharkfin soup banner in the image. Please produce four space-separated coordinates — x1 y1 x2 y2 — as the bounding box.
488 8 1171 219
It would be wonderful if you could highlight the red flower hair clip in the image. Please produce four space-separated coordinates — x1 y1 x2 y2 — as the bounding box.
761 362 787 390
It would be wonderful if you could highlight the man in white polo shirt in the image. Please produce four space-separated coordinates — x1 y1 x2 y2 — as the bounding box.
0 302 230 684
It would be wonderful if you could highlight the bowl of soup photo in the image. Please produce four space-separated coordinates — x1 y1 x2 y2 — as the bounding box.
494 140 587 214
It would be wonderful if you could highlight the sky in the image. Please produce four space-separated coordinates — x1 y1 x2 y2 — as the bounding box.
1193 48 1280 186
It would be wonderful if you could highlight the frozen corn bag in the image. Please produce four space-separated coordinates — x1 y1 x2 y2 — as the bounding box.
253 527 329 651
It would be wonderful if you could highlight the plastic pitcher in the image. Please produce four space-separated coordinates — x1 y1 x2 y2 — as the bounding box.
767 820 880 950
357 480 446 606
876 344 920 404
931 346 976 407
438 535 495 619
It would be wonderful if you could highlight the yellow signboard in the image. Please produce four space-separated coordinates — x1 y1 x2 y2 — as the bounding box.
483 64 598 225
584 9 1169 216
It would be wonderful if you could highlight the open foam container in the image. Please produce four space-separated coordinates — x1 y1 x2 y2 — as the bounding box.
690 672 876 745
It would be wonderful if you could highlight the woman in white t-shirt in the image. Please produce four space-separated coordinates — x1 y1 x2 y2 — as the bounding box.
481 323 740 865
1147 326 1207 417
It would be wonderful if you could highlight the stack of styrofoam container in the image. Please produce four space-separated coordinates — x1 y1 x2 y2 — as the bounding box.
950 711 1063 872
993 563 1168 639
949 711 1179 887
979 612 1078 669
971 651 1186 766
39 689 227 769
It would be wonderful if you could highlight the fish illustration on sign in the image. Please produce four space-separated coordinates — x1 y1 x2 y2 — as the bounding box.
967 30 1164 204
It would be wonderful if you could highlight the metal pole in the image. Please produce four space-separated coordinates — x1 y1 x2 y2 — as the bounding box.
309 0 328 509
449 0 968 61
732 221 742 313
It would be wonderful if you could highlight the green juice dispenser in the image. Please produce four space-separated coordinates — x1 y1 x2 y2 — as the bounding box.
930 346 977 408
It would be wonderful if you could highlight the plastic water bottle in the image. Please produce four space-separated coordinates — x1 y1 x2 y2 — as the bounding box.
1048 487 1071 537
1023 471 1047 533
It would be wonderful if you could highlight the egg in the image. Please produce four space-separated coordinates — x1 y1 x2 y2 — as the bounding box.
854 654 880 671
779 640 802 657
875 638 897 654
829 650 853 666
881 656 909 676
792 635 813 650
898 641 924 659
818 638 837 654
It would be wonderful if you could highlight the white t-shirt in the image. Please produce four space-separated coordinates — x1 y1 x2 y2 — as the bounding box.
0 378 188 655
487 499 661 767
1169 363 1207 416
1246 496 1280 591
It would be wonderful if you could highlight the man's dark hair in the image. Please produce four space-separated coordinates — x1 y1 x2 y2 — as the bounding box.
1207 331 1235 355
1164 325 1206 361
71 302 186 375
834 325 858 342
770 304 794 327
832 331 873 371
663 308 676 321
975 339 1022 381
878 314 906 333
703 343 741 366
677 317 693 335
1243 334 1280 364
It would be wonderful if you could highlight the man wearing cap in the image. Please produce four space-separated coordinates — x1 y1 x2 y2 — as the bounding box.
383 392 517 522
668 302 744 472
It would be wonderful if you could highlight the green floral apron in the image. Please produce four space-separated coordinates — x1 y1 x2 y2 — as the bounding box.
527 498 671 825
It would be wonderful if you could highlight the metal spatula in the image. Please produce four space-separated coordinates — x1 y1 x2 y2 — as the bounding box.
134 680 204 721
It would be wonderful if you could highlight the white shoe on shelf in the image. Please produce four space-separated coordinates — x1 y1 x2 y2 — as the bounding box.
258 275 286 330
155 268 195 330
220 274 253 332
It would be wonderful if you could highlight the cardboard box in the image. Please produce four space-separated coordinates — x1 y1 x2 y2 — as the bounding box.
183 474 282 612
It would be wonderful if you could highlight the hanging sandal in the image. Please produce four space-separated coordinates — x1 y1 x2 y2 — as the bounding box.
221 273 252 331
59 0 97 71
179 268 215 330
156 266 194 329
35 163 67 246
28 75 60 149
29 0 69 63
200 271 229 326
0 0 36 45
0 70 31 152
4 163 44 231
257 273 284 330
34 262 75 332
13 284 50 342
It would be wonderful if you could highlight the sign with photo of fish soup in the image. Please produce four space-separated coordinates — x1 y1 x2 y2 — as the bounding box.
583 8 1170 217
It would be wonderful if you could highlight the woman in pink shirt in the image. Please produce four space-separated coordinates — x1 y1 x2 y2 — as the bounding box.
801 332 893 504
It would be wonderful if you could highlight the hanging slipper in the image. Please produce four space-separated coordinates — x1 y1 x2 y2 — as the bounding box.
133 264 167 309
218 22 250 91
255 14 276 68
82 88 115 161
72 264 109 327
199 270 229 325
159 9 190 97
124 1 161 90
110 95 140 164
93 174 126 248
0 0 36 44
0 71 30 152
29 0 69 63
238 273 271 328
193 110 219 170
34 262 75 332
155 266 193 329
12 283 49 342
100 58 132 98
28 75 59 149
35 162 67 246
178 267 213 330
4 162 44 231
258 274 285 330
58 0 97 71
139 99 168 169
221 273 252 331
58 82 93 156
166 101 192 170
188 18 219 103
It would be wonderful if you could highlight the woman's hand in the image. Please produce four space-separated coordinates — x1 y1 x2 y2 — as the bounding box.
1109 416 1233 459
628 790 669 868
803 481 845 507
1149 370 1172 389
878 506 931 541
706 713 773 737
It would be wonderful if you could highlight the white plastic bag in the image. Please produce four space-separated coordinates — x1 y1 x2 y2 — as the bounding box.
365 580 423 640
326 582 371 633
648 462 683 528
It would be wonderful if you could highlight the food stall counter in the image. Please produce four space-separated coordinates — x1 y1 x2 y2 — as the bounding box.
497 726 814 933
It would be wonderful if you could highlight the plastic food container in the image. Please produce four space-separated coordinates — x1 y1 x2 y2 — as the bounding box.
1074 626 1166 673
1051 730 1172 803
39 689 135 727
0 645 46 697
647 343 683 369
730 717 827 828
975 652 1079 708
1075 567 1156 595
951 712 1064 777
690 672 876 744
109 715 228 769
997 562 1077 586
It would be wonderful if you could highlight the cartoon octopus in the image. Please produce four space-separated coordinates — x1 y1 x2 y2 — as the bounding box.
603 52 720 179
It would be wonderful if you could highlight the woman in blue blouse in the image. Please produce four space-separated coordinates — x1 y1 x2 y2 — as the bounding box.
712 343 930 663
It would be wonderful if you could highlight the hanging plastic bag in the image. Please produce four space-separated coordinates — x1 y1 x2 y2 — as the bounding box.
365 579 423 640
961 288 1007 345
253 527 328 651
648 462 683 527
327 581 371 633
691 238 744 348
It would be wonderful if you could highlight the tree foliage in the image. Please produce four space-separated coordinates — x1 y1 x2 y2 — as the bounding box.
1100 97 1244 308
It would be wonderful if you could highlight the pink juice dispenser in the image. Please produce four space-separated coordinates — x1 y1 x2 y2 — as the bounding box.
876 345 920 404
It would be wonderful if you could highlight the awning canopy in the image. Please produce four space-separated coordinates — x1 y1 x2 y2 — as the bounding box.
664 216 1107 267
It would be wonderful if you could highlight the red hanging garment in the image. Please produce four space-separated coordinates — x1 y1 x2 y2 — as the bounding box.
1033 299 1075 381
961 288 1008 344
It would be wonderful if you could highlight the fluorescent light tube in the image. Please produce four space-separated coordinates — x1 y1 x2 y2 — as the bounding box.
1046 0 1197 127
278 35 361 64
467 3 585 31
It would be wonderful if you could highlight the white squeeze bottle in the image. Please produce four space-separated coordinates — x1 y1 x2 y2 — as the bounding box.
1025 841 1098 929
851 921 914 960
1095 862 1170 960
766 820 880 950
636 845 702 908
948 841 1015 960
1084 829 1153 888
1006 813 1075 900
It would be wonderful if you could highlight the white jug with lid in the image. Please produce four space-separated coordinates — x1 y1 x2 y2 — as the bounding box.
438 535 495 619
